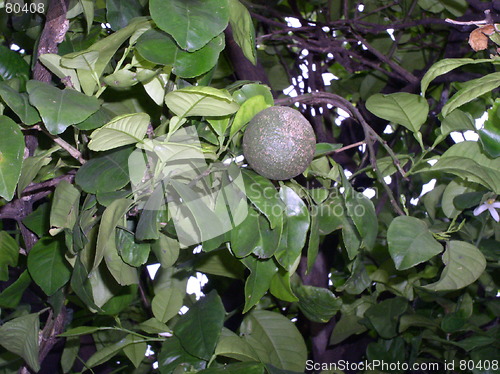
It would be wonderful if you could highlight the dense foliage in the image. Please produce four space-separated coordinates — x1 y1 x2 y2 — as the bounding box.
0 0 499 373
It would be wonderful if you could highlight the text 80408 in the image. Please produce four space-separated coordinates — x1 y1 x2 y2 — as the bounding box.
5 1 45 14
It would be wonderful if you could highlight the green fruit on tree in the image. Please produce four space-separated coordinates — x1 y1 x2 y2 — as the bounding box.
242 106 316 180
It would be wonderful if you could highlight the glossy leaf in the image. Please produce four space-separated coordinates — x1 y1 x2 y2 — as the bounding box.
274 187 310 271
431 141 500 193
423 241 486 291
0 45 29 81
228 0 256 64
241 170 284 229
365 93 429 133
165 86 240 118
0 115 24 201
116 228 150 267
442 72 500 117
151 287 183 323
157 336 206 374
240 310 307 372
0 270 31 308
201 362 266 374
38 54 81 92
0 231 18 281
106 0 143 30
49 180 80 236
345 189 377 250
241 256 278 313
420 58 495 95
94 198 133 270
104 235 139 286
152 233 180 268
27 80 100 134
387 216 443 270
175 290 225 360
306 206 320 272
85 335 142 368
136 29 225 78
62 18 150 95
0 313 40 372
479 99 500 158
88 113 150 151
0 82 40 125
441 178 476 219
294 284 342 323
269 269 298 302
27 238 71 296
364 297 408 339
233 84 274 105
230 95 270 138
123 335 147 368
150 0 229 51
76 146 132 194
17 148 56 197
440 109 475 137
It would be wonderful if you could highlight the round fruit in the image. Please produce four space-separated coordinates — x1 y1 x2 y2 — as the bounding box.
242 106 316 180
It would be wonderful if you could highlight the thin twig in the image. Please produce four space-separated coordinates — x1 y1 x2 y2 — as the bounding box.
331 141 366 154
32 125 86 164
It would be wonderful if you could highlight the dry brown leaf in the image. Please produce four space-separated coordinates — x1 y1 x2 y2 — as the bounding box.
468 25 496 51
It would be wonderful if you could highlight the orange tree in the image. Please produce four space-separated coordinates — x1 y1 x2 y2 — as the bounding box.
0 0 499 373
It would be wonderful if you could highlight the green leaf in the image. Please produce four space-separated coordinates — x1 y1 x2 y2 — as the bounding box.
175 290 226 360
158 336 206 374
0 115 25 201
274 187 310 272
365 93 429 133
306 206 320 272
0 231 18 281
76 146 132 193
88 113 150 151
431 141 500 193
0 45 29 81
106 0 143 31
0 270 31 308
38 54 81 92
440 109 475 137
59 326 102 337
442 72 500 117
0 82 40 125
241 256 278 313
62 18 150 95
70 256 100 311
423 240 486 291
330 314 367 345
387 216 443 270
364 297 408 339
17 148 56 197
421 58 496 95
240 310 307 372
61 336 79 373
0 314 40 372
94 198 133 270
216 329 261 362
122 335 147 368
27 80 100 134
230 95 270 138
441 178 476 219
314 143 342 158
228 0 256 64
151 287 184 323
479 99 500 158
86 335 142 369
233 84 274 106
150 0 229 52
136 29 226 78
165 86 240 118
269 269 298 302
28 237 72 296
241 170 284 229
115 228 150 267
345 189 377 250
49 180 80 236
294 284 342 323
104 235 139 286
152 233 180 268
